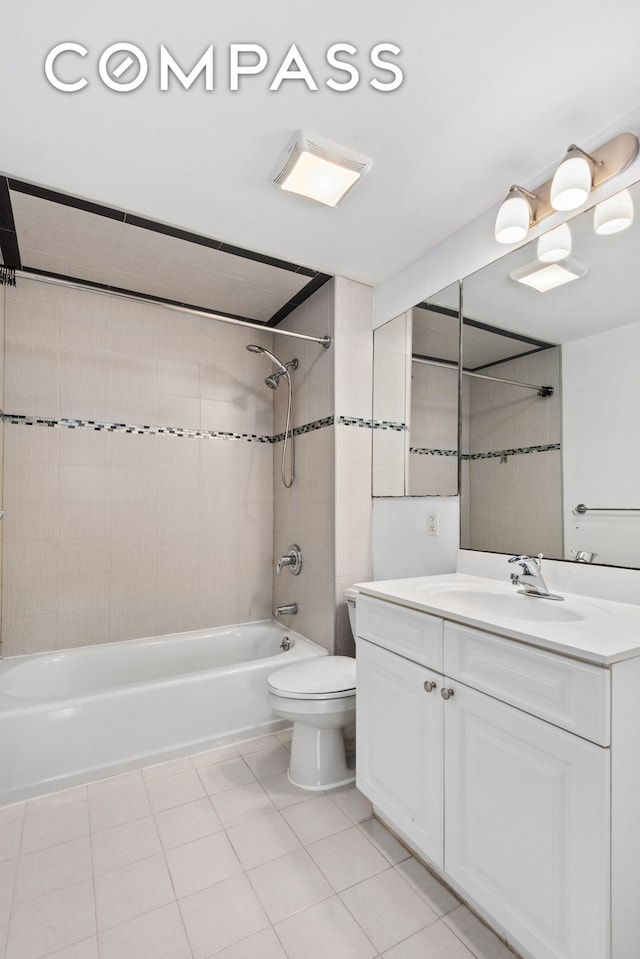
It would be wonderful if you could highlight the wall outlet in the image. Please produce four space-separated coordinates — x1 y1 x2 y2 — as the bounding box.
427 511 440 536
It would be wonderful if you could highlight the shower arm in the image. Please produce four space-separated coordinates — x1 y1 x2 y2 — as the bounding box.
16 271 332 349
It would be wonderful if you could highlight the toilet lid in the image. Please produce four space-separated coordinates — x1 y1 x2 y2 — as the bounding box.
268 656 356 698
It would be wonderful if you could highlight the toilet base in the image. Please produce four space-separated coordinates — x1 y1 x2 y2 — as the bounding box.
288 721 355 791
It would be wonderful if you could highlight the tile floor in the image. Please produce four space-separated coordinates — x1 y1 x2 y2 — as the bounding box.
0 730 520 959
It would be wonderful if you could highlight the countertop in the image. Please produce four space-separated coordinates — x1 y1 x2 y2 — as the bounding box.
355 572 640 666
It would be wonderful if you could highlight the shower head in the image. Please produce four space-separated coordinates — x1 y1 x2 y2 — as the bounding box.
245 344 298 390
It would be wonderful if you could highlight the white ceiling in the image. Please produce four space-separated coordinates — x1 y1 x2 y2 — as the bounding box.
3 0 640 286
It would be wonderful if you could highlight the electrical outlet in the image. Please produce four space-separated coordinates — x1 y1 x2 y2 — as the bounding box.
427 511 439 536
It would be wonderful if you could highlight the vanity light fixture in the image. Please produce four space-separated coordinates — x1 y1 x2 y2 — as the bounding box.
594 188 634 235
510 259 587 293
494 132 638 244
536 223 572 263
270 131 372 207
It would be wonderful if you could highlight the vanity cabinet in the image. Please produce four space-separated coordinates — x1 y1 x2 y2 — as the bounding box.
356 594 616 959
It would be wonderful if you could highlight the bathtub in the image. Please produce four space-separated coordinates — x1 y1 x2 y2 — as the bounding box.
0 621 327 804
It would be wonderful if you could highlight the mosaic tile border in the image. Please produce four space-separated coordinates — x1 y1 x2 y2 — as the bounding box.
410 447 458 457
461 443 561 461
2 412 409 443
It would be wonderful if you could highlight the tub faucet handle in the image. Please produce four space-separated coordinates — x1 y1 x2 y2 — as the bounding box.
276 545 302 576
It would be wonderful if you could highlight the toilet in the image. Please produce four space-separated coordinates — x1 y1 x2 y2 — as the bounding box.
267 588 358 790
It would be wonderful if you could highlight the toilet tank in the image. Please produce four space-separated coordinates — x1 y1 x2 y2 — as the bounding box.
345 587 358 639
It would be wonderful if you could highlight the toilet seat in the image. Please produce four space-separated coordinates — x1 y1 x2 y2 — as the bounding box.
268 656 356 701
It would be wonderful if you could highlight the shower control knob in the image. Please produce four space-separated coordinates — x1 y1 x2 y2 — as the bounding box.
423 680 437 693
440 687 455 701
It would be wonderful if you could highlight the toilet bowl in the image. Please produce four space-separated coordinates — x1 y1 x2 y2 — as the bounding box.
267 589 358 790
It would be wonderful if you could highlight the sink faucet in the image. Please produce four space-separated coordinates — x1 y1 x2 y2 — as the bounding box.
508 554 564 601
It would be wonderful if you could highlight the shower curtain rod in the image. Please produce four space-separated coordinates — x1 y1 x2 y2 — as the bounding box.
412 356 553 398
16 271 332 349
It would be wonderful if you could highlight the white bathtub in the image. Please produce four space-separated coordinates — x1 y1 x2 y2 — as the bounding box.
0 621 327 804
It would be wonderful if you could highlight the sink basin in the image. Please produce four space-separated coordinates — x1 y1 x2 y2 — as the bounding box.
415 585 585 623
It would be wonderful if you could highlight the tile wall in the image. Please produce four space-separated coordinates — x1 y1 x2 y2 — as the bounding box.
463 348 562 557
2 278 274 656
408 364 458 496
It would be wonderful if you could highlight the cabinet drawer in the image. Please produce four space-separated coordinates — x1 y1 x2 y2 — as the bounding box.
444 622 610 746
357 595 443 670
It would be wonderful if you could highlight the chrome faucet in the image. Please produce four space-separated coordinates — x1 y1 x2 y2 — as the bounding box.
274 603 298 617
276 544 302 576
508 554 564 601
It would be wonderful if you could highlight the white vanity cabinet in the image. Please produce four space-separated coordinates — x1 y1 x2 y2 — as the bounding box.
355 593 637 959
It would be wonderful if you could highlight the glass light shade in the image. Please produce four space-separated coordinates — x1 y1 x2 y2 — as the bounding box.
536 223 572 263
594 189 634 235
279 151 360 207
550 155 592 211
495 194 531 244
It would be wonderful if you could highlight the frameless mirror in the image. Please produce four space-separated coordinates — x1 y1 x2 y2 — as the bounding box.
372 282 460 496
461 179 640 569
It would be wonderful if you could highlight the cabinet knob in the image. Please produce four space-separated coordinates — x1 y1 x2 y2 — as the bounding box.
440 687 455 700
423 680 437 693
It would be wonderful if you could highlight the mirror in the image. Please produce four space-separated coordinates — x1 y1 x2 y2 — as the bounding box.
372 282 460 496
461 180 640 569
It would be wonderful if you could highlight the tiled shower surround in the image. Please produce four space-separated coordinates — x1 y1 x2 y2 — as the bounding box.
1 275 373 657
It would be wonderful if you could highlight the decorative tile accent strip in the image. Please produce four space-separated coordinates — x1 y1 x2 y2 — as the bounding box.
2 413 273 443
338 416 406 431
461 443 561 461
410 447 458 457
272 415 334 443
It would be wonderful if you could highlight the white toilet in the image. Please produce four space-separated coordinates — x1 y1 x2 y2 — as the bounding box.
267 588 358 790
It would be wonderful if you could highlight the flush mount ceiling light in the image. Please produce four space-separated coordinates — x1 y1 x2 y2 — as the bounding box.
536 223 572 263
594 188 634 235
494 132 638 244
510 259 587 293
271 131 372 207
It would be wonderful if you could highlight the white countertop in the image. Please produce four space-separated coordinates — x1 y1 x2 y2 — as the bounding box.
355 573 640 666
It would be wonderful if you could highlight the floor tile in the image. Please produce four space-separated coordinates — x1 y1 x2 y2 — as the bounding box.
25 786 87 814
146 769 206 813
329 784 374 824
443 905 517 959
197 757 255 795
260 772 316 809
227 811 301 870
0 858 17 916
275 727 293 745
88 785 151 834
236 734 281 756
142 757 194 782
282 794 352 845
13 837 91 904
0 804 25 826
308 825 389 891
94 853 175 931
154 796 223 850
275 894 377 959
165 831 243 898
39 939 98 959
21 802 89 855
0 820 22 863
213 926 287 959
394 859 460 917
340 868 439 953
382 919 476 959
91 816 161 875
87 770 143 801
6 879 96 959
247 848 333 923
98 902 191 959
242 745 291 779
190 743 240 768
359 818 411 865
179 872 269 959
210 781 276 828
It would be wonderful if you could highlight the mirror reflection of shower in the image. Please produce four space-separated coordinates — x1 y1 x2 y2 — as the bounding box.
246 345 298 488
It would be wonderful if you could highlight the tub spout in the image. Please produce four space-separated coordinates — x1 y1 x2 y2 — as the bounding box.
274 603 298 617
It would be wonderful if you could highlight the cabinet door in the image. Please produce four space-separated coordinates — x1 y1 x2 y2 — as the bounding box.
445 681 610 959
356 638 443 867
